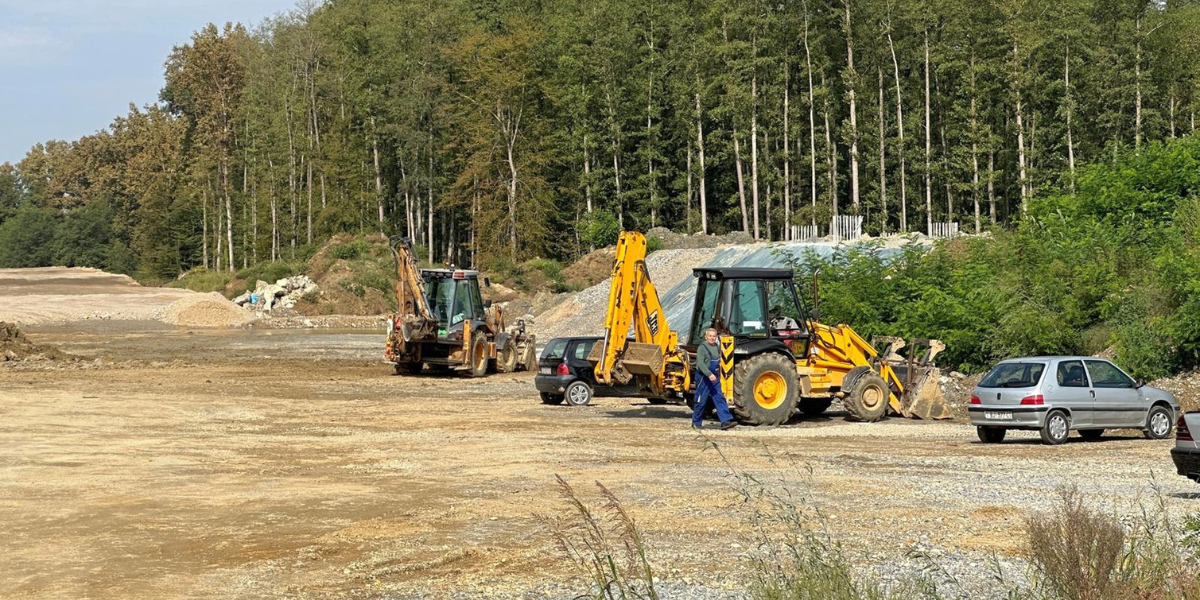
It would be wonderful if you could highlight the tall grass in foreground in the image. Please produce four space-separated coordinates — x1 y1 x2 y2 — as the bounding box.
539 475 659 600
544 442 1200 600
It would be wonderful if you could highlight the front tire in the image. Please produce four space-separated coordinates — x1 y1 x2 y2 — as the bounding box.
540 392 564 405
468 335 489 377
1145 405 1173 439
518 339 537 371
842 367 891 422
977 426 1007 444
730 353 799 426
1040 410 1070 445
564 381 593 407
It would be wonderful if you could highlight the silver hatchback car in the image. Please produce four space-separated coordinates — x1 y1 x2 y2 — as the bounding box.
969 356 1179 445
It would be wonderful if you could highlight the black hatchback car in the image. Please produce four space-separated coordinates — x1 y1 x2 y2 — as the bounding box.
535 336 604 406
536 336 645 406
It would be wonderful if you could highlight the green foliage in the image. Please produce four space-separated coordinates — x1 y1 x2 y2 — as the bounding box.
580 211 621 249
0 208 56 268
646 236 664 253
327 239 370 261
169 268 235 294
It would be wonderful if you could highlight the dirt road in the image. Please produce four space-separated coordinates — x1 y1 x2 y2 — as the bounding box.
2 268 1199 599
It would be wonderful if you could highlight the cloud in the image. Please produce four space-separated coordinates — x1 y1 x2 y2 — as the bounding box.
0 27 65 66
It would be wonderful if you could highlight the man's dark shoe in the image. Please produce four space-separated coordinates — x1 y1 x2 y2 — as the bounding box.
719 420 737 430
691 423 704 430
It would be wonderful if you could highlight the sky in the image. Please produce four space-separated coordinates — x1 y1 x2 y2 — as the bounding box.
0 0 302 165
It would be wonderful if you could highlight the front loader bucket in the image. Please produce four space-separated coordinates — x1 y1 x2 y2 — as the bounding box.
878 337 951 420
898 366 952 420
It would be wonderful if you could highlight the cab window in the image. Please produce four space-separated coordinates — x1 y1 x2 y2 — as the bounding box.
1085 360 1135 388
766 280 805 332
728 280 767 337
690 277 721 344
1056 360 1088 388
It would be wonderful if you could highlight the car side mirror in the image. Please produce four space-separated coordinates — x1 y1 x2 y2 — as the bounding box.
1136 380 1145 389
483 277 492 288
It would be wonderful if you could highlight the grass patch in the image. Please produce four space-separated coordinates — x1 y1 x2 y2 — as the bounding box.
168 268 234 294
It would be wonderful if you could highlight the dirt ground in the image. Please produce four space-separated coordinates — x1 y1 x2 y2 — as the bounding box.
3 270 1200 600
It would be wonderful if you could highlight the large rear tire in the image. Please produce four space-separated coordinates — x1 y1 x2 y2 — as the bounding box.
468 335 489 377
496 342 518 373
842 367 891 422
730 353 799 426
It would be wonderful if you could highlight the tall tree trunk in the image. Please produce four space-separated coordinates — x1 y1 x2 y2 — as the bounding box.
696 91 708 234
269 156 278 262
687 144 694 233
506 128 520 260
751 68 760 239
428 144 434 265
877 65 887 234
988 148 996 224
784 64 792 239
1015 57 1029 214
804 10 818 228
647 21 658 228
970 55 980 233
823 75 837 217
372 118 384 233
734 127 749 234
225 161 234 272
887 26 907 232
583 134 592 213
844 0 860 211
1135 14 1143 152
305 156 313 244
1065 45 1076 194
202 188 209 269
605 87 623 228
471 175 478 268
923 27 932 235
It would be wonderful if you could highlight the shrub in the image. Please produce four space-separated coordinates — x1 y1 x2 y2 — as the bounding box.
1026 486 1125 600
581 210 621 248
0 208 56 268
646 236 664 253
328 239 370 261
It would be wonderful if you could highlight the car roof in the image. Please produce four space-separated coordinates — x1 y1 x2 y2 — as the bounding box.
996 356 1108 363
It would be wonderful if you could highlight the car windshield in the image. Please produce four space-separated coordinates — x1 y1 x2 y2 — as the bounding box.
979 362 1046 388
542 339 568 361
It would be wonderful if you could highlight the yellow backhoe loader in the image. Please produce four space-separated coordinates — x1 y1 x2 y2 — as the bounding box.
587 231 950 424
385 236 536 376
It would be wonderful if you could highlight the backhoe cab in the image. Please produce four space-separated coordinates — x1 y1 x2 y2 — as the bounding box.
385 237 536 376
589 231 950 425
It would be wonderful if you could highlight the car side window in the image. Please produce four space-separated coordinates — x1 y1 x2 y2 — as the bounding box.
1085 360 1135 389
573 341 594 360
1056 360 1088 388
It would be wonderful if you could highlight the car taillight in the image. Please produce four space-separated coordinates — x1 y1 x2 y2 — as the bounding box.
1178 416 1193 442
1020 394 1045 405
556 362 570 376
970 395 981 405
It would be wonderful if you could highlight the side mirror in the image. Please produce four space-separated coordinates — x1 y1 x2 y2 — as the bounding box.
1136 380 1145 389
483 277 492 288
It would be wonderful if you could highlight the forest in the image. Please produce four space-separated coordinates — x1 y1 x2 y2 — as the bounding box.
2 0 1199 278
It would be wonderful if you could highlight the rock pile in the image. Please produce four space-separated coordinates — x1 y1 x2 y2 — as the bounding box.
234 275 320 313
164 293 258 328
0 321 72 362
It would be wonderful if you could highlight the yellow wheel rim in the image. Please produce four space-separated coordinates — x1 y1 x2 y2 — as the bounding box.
861 384 884 410
753 372 787 410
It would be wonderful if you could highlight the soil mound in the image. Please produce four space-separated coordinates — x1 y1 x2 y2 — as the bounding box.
164 293 257 328
0 322 72 361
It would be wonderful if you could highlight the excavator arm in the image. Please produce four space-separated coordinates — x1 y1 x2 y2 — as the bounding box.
589 232 688 395
387 236 438 351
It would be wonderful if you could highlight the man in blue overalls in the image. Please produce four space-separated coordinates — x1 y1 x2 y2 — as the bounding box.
692 327 737 430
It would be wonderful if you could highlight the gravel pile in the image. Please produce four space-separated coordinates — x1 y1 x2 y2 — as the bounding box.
163 293 258 328
0 321 72 362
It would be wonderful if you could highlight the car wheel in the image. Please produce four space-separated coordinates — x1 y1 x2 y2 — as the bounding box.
1079 429 1104 441
1040 410 1070 445
976 426 1006 444
1144 405 1174 440
564 381 593 407
540 392 564 405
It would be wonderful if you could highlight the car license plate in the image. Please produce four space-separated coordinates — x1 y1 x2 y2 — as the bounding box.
539 367 552 375
984 411 1013 421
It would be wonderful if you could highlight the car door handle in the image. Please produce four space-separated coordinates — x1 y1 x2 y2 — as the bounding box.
1090 390 1096 398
